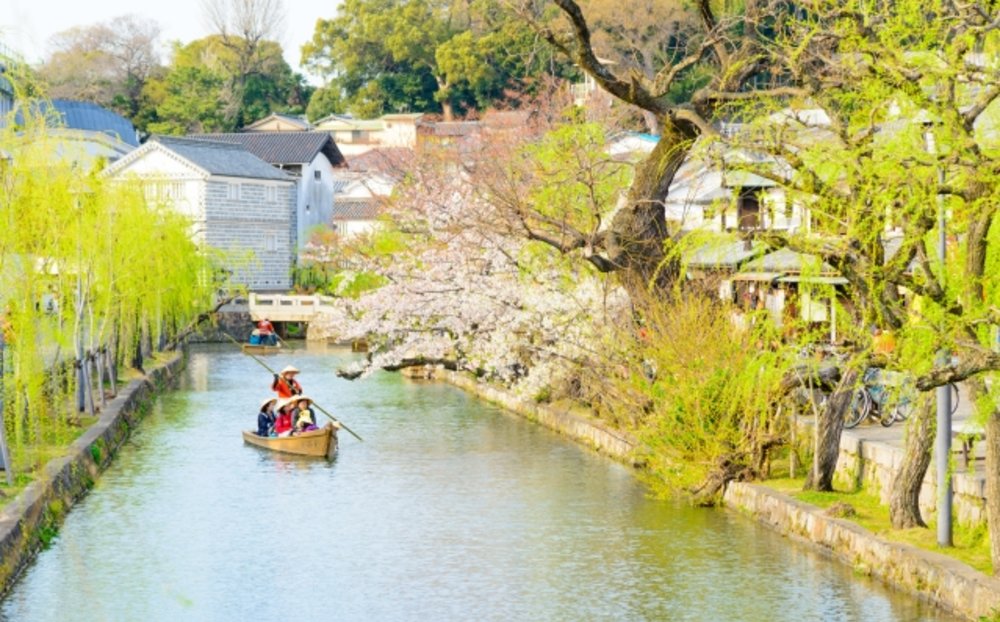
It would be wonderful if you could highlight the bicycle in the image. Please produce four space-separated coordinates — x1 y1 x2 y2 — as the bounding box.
844 368 959 429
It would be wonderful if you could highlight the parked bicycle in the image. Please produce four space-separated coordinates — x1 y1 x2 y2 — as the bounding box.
845 368 959 429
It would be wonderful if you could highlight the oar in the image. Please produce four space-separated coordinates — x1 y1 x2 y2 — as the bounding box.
224 332 364 442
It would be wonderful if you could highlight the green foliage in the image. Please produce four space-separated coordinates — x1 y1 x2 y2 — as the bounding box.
144 36 309 134
0 83 219 473
302 0 568 116
596 295 791 499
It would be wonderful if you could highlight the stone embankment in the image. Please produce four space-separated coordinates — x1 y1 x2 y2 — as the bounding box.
0 352 184 596
434 368 1000 621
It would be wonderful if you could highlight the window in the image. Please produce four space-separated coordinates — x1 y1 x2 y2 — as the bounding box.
266 186 277 202
737 188 761 232
264 234 277 252
228 183 240 200
313 170 321 181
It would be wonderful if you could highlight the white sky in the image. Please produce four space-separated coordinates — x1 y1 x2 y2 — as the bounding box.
0 0 332 80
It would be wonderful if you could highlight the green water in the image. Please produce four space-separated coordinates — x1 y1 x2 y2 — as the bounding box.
0 344 957 621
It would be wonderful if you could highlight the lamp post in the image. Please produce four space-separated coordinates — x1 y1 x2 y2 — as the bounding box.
925 125 953 547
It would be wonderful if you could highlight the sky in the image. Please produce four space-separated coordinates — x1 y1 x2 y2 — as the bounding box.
0 0 330 79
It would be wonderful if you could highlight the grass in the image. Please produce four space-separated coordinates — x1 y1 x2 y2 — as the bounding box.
0 410 103 511
763 470 993 574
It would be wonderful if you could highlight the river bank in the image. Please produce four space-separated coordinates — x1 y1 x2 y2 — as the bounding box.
0 351 185 597
434 368 1000 621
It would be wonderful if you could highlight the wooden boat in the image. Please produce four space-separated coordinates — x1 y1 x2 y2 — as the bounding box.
242 342 282 354
242 423 339 459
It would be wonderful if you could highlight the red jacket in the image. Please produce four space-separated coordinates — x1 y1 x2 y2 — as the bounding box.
257 320 274 335
272 376 302 399
274 412 292 435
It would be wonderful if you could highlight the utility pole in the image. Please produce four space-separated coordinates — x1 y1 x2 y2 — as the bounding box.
926 126 953 547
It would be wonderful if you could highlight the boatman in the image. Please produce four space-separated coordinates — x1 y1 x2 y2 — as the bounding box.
272 365 303 399
257 318 276 346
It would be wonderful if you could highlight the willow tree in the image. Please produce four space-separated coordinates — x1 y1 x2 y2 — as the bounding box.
705 0 999 538
0 77 220 477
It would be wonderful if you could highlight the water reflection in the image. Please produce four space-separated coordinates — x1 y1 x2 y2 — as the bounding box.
0 343 957 621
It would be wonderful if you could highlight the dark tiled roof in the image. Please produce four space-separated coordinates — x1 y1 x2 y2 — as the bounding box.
48 99 139 146
188 131 346 167
150 136 293 181
332 197 381 220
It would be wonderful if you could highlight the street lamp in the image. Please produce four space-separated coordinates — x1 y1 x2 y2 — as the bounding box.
924 124 952 547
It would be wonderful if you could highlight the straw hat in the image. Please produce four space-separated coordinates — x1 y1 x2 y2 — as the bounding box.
293 395 313 405
259 396 277 411
275 397 295 412
279 365 300 375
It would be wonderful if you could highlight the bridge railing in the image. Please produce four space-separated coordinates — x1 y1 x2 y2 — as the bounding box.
248 293 339 320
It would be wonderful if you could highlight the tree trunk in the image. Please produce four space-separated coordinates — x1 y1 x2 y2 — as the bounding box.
107 328 119 396
889 394 935 528
130 312 144 374
83 351 95 417
608 118 697 295
804 367 857 491
95 348 106 408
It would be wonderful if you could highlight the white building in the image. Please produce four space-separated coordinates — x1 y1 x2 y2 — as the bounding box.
103 136 298 290
328 171 396 239
187 132 346 256
313 113 425 156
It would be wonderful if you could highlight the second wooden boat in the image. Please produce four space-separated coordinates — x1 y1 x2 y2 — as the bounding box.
242 342 282 355
242 423 338 459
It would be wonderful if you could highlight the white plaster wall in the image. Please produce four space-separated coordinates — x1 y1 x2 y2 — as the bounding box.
297 155 337 252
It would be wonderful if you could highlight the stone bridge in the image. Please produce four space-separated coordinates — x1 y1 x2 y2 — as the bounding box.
247 292 339 323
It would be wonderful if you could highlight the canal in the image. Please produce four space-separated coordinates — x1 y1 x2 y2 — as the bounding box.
1 345 956 621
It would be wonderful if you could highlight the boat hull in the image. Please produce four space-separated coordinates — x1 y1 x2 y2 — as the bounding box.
242 343 281 354
242 423 338 459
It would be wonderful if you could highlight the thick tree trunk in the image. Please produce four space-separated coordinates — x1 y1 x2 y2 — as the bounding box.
889 395 935 528
609 118 697 295
804 367 858 490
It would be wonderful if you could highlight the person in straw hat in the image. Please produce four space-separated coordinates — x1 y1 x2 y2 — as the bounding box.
256 396 278 437
273 398 295 437
271 365 303 399
292 396 318 433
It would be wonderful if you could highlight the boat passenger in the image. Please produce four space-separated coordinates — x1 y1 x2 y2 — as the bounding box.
273 398 294 437
293 396 319 433
257 397 277 436
257 318 276 346
272 365 303 398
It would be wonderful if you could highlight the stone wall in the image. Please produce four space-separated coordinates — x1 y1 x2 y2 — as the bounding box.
723 482 1000 621
832 430 986 528
204 179 296 290
0 352 185 597
439 370 638 463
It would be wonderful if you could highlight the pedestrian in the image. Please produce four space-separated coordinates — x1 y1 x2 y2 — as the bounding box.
272 365 303 399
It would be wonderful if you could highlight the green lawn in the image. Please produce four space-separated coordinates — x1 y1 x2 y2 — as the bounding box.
764 474 992 574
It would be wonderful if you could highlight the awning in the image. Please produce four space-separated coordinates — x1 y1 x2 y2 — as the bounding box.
777 275 849 285
731 271 782 282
